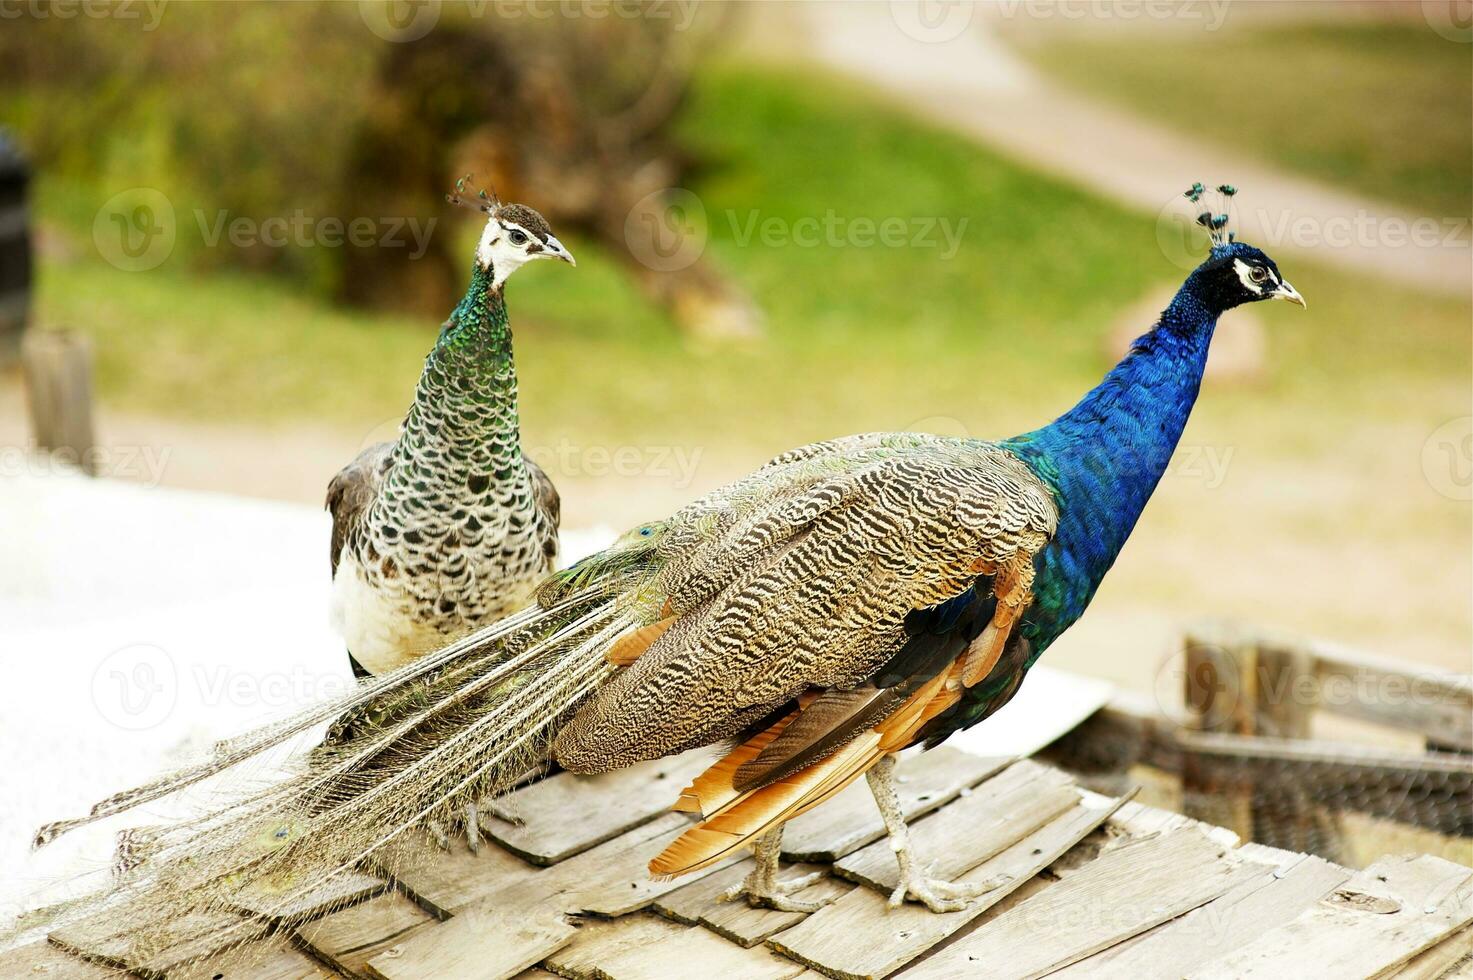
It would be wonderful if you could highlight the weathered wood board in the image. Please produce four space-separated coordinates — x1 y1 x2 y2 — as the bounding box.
903 827 1250 979
297 892 438 979
484 749 715 865
366 906 574 980
1190 855 1473 979
772 793 1128 980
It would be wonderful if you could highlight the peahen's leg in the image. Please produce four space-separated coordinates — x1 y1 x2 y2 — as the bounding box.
718 826 832 912
865 754 1012 913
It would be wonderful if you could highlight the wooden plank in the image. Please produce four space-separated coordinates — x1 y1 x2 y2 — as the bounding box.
365 907 574 980
51 911 266 977
651 858 851 947
833 760 1075 892
484 749 714 865
781 750 1010 862
1310 641 1473 752
1099 794 1242 849
1381 924 1473 980
372 835 541 918
163 936 336 980
1190 855 1473 979
21 328 96 474
232 870 386 922
297 891 437 979
0 941 121 978
543 913 806 980
771 793 1128 980
902 827 1247 980
1051 851 1351 978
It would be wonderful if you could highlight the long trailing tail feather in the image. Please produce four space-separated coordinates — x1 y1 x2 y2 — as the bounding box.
15 584 637 958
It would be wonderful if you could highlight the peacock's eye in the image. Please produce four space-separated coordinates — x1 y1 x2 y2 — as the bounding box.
508 229 529 246
1249 266 1269 284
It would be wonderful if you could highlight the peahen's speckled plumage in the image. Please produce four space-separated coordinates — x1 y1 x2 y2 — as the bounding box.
29 188 1306 944
327 188 575 676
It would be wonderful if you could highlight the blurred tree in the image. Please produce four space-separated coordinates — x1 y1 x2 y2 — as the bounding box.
0 2 759 339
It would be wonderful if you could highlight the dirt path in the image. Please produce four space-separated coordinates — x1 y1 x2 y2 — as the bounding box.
794 2 1469 295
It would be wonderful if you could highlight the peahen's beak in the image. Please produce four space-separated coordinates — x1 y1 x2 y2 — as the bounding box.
545 235 576 267
1273 280 1306 308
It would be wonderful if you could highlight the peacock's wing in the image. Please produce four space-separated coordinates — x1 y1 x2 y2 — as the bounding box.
325 442 393 576
551 436 1057 777
523 453 561 533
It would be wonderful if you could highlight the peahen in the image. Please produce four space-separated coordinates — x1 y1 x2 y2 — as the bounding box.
30 186 1305 943
327 179 576 678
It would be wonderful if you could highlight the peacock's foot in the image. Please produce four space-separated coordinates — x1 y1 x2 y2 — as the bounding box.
886 869 1013 913
720 865 833 913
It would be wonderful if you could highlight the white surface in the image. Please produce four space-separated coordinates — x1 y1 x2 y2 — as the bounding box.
0 469 613 922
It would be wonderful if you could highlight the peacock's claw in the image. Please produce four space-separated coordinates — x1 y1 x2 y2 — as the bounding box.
719 828 835 913
427 820 452 852
886 869 1012 913
720 867 832 913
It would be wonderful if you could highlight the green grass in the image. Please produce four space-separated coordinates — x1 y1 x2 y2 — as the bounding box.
1016 22 1472 219
29 63 1471 466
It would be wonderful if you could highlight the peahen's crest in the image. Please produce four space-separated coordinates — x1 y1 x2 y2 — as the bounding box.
1185 181 1239 249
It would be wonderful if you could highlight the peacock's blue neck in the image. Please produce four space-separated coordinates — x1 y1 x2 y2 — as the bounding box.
1003 272 1220 655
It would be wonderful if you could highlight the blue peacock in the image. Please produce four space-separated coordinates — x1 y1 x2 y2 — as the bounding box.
33 185 1306 942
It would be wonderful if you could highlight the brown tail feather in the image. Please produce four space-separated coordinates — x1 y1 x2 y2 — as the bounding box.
650 663 969 879
605 615 678 667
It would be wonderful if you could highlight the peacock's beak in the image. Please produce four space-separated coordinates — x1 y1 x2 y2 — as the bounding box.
545 235 576 267
1273 280 1306 308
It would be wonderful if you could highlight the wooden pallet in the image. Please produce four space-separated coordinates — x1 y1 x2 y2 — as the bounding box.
7 749 1471 980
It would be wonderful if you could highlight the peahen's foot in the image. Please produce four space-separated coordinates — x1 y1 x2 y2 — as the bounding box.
886 865 1012 913
719 827 836 913
425 802 487 853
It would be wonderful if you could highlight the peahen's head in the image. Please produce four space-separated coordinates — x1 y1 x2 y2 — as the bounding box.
448 176 575 288
1182 182 1305 314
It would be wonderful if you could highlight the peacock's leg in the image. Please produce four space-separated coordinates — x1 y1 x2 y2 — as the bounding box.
464 802 482 854
718 826 831 913
866 754 1012 913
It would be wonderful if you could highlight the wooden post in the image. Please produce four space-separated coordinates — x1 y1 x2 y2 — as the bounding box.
1181 624 1257 841
20 329 97 475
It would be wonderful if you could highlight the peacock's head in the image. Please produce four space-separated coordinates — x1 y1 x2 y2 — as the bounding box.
1183 182 1305 313
448 176 575 288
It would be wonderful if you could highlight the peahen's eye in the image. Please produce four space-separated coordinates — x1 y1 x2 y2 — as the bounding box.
508 229 529 246
1249 266 1268 284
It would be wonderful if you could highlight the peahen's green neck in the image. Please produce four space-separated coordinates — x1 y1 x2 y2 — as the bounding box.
379 259 529 515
